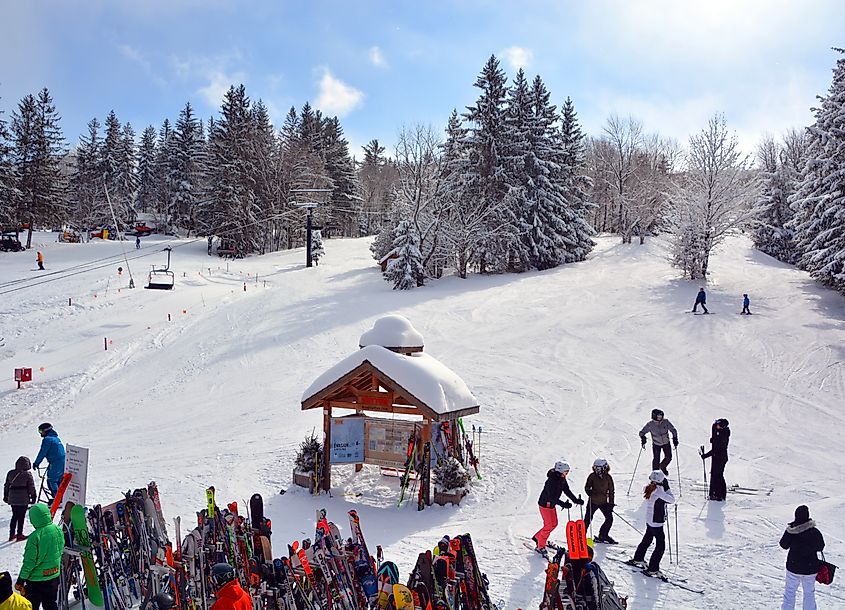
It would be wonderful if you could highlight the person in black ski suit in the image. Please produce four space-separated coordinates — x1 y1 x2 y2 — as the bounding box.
700 418 730 501
532 461 583 552
4 456 37 541
639 409 678 476
779 505 824 610
692 288 708 313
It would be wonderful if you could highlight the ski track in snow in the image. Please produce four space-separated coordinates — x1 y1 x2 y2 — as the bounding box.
1 233 845 610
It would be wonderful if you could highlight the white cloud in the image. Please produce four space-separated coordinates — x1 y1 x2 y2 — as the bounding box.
369 46 387 68
315 70 364 117
117 44 166 87
501 46 533 71
196 70 245 109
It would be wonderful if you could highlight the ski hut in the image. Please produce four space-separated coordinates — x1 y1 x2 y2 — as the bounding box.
300 315 480 506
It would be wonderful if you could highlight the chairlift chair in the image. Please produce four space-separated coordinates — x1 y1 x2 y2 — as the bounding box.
145 247 175 290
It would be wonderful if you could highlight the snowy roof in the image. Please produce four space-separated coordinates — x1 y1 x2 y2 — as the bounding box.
359 315 424 352
379 249 399 264
301 344 479 419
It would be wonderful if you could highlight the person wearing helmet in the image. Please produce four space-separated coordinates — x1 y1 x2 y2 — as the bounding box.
700 419 730 501
150 593 174 610
210 563 250 610
627 471 675 577
692 287 708 314
638 409 678 476
531 461 584 554
32 425 65 497
584 459 616 544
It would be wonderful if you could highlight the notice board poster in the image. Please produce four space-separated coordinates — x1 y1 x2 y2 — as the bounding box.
365 419 417 468
64 444 89 506
330 416 366 464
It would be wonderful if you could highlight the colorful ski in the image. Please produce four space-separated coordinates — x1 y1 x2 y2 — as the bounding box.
49 472 72 518
70 503 105 607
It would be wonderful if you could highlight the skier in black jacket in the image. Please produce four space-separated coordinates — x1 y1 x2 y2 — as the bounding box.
532 461 583 553
779 505 824 610
700 418 730 501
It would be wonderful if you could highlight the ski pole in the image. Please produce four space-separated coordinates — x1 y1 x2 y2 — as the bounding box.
611 509 642 535
578 496 584 521
701 446 708 499
676 448 682 498
627 445 644 496
674 504 679 562
587 499 593 539
666 512 673 564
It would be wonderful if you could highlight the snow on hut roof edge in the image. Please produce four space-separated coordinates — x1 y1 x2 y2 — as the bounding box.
301 344 478 415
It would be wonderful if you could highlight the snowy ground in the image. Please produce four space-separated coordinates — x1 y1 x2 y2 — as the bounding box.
1 231 844 609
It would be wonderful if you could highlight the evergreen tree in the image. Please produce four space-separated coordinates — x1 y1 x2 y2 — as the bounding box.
153 118 176 226
558 97 593 224
462 55 513 273
310 229 325 265
135 126 158 214
172 102 206 235
322 116 360 236
385 220 424 289
752 136 796 262
11 88 67 247
790 49 845 292
70 118 105 230
102 110 133 223
0 99 17 228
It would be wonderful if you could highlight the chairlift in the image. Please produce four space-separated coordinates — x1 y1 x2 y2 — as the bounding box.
145 247 175 290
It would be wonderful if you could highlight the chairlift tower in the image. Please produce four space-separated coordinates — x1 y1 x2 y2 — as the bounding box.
291 189 331 268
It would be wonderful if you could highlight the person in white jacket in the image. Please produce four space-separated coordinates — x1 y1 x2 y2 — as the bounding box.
628 470 676 577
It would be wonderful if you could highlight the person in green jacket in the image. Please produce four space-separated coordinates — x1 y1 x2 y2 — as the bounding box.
15 504 63 610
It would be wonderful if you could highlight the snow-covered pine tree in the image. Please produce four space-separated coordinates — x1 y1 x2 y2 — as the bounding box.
385 219 424 289
69 118 105 231
251 100 283 253
322 116 361 237
310 229 325 265
789 49 845 292
462 55 514 273
11 88 67 247
434 456 471 494
154 119 178 231
172 102 206 237
0 99 18 228
359 138 397 235
135 126 157 215
119 122 138 221
752 135 795 262
102 110 133 224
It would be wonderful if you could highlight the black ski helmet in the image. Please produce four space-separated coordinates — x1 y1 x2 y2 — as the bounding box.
151 593 175 610
651 409 664 421
37 423 53 435
715 418 729 428
211 562 235 588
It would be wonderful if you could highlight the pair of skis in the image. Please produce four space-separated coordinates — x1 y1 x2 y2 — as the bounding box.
604 555 704 594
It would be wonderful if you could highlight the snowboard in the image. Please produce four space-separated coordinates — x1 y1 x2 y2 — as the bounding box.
250 493 272 559
393 584 415 610
70 503 105 607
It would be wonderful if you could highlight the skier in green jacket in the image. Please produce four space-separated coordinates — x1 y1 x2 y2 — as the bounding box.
15 504 63 610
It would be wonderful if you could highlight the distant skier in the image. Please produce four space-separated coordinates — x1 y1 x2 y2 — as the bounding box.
741 294 751 315
692 287 708 314
639 409 678 476
35 252 44 271
627 470 675 577
135 236 141 250
4 457 37 542
32 424 65 497
779 505 824 610
210 563 251 610
584 458 616 544
700 419 730 501
532 461 583 554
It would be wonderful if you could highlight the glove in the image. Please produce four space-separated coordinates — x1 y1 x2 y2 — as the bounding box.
15 579 27 595
673 438 679 448
574 497 584 506
561 501 572 509
640 438 646 448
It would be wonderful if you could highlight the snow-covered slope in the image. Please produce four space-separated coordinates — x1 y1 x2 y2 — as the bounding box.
1 232 844 609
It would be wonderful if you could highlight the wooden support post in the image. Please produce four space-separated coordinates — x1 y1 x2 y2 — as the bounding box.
322 405 332 491
355 408 364 473
422 419 432 507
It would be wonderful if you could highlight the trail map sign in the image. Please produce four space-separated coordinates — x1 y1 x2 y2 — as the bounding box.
64 444 89 506
329 416 366 464
365 419 417 469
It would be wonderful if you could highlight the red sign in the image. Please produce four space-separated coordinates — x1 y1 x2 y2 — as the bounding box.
15 368 32 382
359 393 391 407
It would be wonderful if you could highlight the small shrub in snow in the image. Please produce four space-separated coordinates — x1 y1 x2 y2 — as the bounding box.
434 456 471 494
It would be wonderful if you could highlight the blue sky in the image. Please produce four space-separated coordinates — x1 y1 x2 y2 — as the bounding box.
2 0 843 158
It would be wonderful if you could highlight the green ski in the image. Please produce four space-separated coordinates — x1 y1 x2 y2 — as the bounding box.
70 504 104 607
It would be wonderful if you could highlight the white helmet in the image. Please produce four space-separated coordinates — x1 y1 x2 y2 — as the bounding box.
554 461 571 474
593 458 608 469
648 470 665 483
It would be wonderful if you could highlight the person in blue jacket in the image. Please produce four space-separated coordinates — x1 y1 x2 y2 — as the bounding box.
692 288 709 314
32 424 65 497
741 294 751 315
